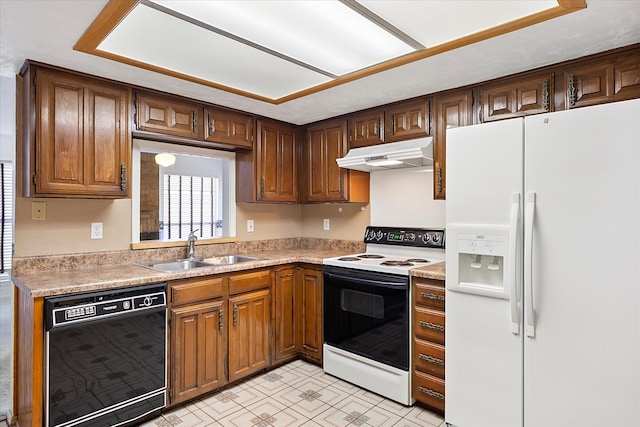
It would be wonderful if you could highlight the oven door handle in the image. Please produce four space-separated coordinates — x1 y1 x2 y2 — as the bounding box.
324 271 407 289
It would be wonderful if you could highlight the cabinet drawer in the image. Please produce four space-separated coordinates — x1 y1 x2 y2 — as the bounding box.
413 338 445 378
413 280 445 311
414 307 445 345
229 269 271 295
170 276 226 306
412 370 445 412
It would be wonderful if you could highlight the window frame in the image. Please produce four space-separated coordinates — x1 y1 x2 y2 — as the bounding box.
131 138 236 244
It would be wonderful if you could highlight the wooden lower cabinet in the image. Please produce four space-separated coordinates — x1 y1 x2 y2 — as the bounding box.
412 278 446 413
300 266 323 363
170 300 226 405
228 289 271 382
273 265 323 364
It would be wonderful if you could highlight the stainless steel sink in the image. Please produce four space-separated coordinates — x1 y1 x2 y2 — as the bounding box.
138 255 261 272
202 255 261 265
138 259 213 272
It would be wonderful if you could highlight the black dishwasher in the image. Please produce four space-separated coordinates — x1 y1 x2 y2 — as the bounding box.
44 283 167 427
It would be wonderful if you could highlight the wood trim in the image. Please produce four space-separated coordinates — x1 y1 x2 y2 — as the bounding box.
74 0 586 105
130 236 238 250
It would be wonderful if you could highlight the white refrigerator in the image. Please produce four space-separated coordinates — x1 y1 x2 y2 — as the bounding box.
445 99 640 427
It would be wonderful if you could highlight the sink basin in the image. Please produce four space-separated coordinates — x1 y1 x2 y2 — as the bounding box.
138 255 261 272
202 255 261 265
139 259 213 272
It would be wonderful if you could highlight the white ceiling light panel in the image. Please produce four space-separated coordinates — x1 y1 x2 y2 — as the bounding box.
359 0 559 48
98 3 333 99
152 0 417 76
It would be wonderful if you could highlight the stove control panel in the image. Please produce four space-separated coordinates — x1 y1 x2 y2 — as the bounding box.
364 226 445 248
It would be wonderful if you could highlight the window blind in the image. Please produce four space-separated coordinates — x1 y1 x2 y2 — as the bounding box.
162 174 220 240
1 162 13 273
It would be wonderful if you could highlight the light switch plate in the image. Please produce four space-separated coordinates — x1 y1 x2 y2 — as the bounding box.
247 219 254 232
323 218 330 230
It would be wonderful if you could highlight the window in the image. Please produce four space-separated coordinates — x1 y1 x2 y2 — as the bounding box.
131 139 236 244
161 174 221 240
0 162 13 273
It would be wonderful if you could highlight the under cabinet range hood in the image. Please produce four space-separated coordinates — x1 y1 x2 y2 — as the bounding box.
336 137 434 172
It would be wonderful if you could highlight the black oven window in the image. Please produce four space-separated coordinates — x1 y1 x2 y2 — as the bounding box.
341 289 384 319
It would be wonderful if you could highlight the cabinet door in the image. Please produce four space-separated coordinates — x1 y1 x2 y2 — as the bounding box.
304 120 349 202
256 120 298 202
204 108 253 148
135 91 201 139
564 51 640 109
385 99 430 142
274 266 299 361
480 72 553 122
433 90 472 200
35 68 129 197
170 300 226 405
349 110 384 148
228 289 271 382
300 267 323 363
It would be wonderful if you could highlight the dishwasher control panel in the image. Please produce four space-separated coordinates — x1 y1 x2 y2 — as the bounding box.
45 283 166 329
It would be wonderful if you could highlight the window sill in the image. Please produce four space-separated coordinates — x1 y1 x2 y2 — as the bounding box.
130 237 239 250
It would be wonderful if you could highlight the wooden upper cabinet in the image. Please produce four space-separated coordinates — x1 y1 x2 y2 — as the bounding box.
26 66 130 198
385 99 430 142
564 50 640 109
204 108 253 148
135 91 202 139
348 109 384 148
302 119 369 203
433 90 472 200
236 119 298 203
480 71 553 122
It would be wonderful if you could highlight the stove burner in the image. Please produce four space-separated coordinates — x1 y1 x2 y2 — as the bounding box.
357 254 385 259
380 260 414 266
406 258 430 263
338 257 362 262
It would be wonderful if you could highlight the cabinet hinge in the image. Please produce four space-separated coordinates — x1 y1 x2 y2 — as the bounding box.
389 115 395 135
339 175 344 197
132 92 137 127
168 390 172 402
568 74 576 107
375 118 380 136
260 177 265 198
192 111 197 132
32 174 37 186
542 80 550 111
32 74 37 87
233 303 238 327
168 317 172 328
120 164 127 191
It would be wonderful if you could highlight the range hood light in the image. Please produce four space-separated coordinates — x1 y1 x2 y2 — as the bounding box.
365 156 403 167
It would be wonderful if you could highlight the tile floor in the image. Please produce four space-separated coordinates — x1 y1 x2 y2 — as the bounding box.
142 360 445 427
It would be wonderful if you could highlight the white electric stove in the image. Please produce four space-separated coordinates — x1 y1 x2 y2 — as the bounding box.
322 226 445 405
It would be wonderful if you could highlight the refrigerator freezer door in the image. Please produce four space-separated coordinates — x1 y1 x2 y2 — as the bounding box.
445 118 524 427
523 99 640 427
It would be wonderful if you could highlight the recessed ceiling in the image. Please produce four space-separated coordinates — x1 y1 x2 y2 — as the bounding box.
77 0 573 103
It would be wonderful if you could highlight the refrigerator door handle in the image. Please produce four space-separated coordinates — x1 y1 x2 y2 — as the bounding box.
509 192 521 334
525 191 536 337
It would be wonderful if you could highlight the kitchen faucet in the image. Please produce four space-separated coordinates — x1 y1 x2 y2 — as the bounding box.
187 229 199 260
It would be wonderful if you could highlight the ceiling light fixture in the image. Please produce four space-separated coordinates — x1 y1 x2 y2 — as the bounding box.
155 152 176 167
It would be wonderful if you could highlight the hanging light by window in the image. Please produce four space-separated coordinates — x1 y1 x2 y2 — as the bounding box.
155 152 176 167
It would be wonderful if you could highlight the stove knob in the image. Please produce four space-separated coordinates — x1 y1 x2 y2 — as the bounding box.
406 233 415 241
367 230 376 240
376 231 384 240
422 234 431 243
431 234 440 243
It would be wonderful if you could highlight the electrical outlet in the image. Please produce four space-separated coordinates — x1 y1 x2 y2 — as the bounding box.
91 222 103 240
323 218 330 230
247 219 254 232
32 201 46 220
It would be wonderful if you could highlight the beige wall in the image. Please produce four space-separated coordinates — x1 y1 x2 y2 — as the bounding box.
15 197 133 257
15 196 370 257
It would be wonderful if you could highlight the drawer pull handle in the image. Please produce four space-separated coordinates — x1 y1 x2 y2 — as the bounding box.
418 353 444 365
419 321 444 332
418 386 444 400
218 306 223 332
419 292 444 301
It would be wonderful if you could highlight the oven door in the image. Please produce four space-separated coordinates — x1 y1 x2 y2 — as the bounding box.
323 265 409 370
